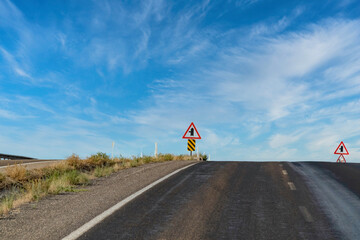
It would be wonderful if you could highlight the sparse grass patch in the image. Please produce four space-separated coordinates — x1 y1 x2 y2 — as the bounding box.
142 156 153 163
158 153 174 162
174 154 185 160
0 193 15 215
0 173 11 189
47 170 89 194
25 179 49 201
48 176 72 194
93 166 114 177
0 173 5 182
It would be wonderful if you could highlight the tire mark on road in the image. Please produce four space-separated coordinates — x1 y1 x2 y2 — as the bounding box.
290 162 360 240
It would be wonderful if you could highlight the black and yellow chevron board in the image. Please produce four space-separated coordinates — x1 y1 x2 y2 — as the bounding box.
187 139 196 151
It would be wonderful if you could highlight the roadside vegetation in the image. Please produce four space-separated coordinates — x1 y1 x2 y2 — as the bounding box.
0 153 198 216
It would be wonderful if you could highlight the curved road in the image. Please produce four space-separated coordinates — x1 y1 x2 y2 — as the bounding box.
77 162 358 240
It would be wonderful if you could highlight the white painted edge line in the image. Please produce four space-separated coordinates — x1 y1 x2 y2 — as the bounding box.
282 170 288 175
62 163 197 240
299 206 313 222
288 182 296 190
0 161 56 169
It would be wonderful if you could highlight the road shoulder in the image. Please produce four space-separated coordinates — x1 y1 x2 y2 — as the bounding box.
0 160 196 240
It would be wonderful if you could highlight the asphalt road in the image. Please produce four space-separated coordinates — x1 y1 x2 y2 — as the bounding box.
2 161 359 240
77 161 360 240
0 159 44 167
0 159 61 173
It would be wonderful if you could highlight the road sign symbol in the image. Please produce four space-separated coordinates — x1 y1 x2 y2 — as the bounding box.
334 141 349 155
336 154 346 163
182 122 201 139
187 139 196 151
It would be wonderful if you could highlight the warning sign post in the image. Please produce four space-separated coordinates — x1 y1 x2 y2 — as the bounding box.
334 141 349 163
182 122 201 139
183 122 201 159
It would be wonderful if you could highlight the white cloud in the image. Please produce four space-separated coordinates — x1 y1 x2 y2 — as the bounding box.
0 47 32 80
235 0 260 8
127 17 360 160
269 133 302 149
0 109 21 120
14 67 32 79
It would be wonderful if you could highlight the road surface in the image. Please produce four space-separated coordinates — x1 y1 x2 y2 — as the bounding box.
1 161 359 240
78 162 360 240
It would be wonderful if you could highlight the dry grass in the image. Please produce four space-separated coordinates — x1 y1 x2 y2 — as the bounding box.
0 194 15 215
5 164 27 182
0 152 193 216
93 166 114 177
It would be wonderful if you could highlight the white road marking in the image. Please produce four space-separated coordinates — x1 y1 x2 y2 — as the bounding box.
299 206 313 222
288 182 296 190
62 163 197 240
282 170 288 175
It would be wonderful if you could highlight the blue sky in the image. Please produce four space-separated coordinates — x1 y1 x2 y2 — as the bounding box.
1 0 360 161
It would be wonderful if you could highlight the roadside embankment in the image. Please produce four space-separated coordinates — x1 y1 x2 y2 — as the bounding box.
0 160 61 173
0 159 197 240
0 153 199 216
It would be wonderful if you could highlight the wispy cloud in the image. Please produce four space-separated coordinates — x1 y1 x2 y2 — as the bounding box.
0 47 33 80
0 109 22 120
1 1 360 161
128 17 360 160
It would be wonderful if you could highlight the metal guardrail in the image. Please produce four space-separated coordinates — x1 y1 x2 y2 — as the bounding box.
0 153 34 160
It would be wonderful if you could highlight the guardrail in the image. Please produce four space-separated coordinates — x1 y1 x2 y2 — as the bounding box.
0 153 34 160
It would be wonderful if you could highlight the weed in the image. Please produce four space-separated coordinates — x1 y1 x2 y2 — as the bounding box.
159 154 174 161
64 170 88 185
5 164 27 182
25 179 49 201
66 154 84 169
142 156 153 163
0 193 15 215
0 173 5 182
48 177 72 194
201 153 208 161
94 166 114 177
87 152 113 167
0 173 10 189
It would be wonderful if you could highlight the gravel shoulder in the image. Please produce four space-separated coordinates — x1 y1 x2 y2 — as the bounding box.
0 160 196 240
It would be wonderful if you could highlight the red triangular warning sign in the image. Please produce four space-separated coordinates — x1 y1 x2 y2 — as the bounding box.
336 154 346 163
182 122 201 139
334 141 349 155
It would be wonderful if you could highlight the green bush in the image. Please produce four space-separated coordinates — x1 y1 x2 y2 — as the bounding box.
87 152 113 167
0 173 5 183
64 170 88 185
142 156 153 163
94 166 114 177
